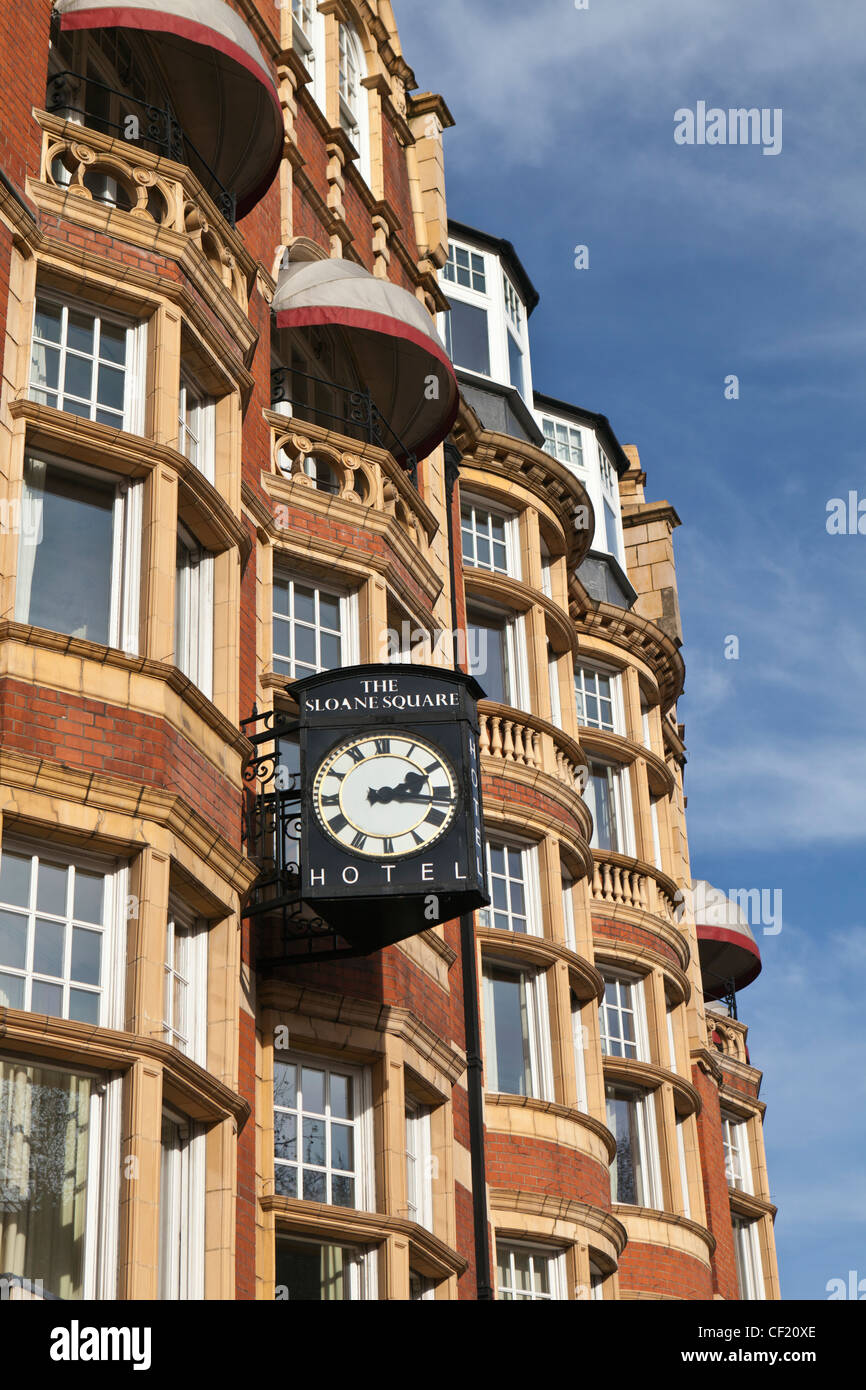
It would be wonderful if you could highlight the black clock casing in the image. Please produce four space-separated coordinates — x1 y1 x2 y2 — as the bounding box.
294 664 489 951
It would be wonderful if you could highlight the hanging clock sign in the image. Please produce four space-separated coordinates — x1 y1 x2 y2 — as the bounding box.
295 663 489 952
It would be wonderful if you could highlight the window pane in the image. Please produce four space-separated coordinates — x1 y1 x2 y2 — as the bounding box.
491 971 532 1095
67 311 95 355
0 911 27 970
24 465 115 645
36 861 67 916
0 1060 93 1299
446 299 490 375
330 1073 351 1120
34 302 62 342
69 987 100 1024
302 1169 326 1202
33 918 64 977
31 343 60 391
274 1110 297 1161
74 870 104 924
31 979 63 1016
274 1060 297 1109
0 852 30 907
64 353 93 402
0 972 25 1008
302 1067 325 1113
70 927 101 985
100 321 127 365
294 586 316 625
97 364 125 412
508 334 525 396
275 1238 354 1302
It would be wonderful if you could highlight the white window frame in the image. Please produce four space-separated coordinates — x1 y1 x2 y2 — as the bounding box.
404 1096 433 1232
599 972 650 1062
495 1240 566 1301
338 21 371 185
175 522 214 699
0 836 128 1029
574 662 625 734
0 1053 122 1300
275 1233 377 1301
482 959 553 1101
666 1000 679 1074
605 1086 663 1209
722 1113 753 1194
586 759 635 856
732 1217 765 1300
502 271 531 401
540 415 585 471
178 370 215 484
163 896 208 1065
14 452 142 656
272 573 358 678
159 1105 205 1300
467 604 530 711
438 238 532 393
571 990 588 1112
548 645 562 725
561 870 576 951
273 1053 375 1212
589 1262 605 1300
29 291 146 435
650 797 663 871
479 837 543 936
676 1115 691 1219
460 497 521 579
291 0 326 111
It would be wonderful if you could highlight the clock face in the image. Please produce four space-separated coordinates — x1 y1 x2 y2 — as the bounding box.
313 732 458 859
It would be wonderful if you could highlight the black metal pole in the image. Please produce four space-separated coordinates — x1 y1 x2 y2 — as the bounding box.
444 441 494 1301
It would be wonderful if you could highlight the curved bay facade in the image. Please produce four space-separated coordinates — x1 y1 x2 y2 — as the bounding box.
0 0 778 1302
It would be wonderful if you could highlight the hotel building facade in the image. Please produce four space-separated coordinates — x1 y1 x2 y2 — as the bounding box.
0 0 779 1301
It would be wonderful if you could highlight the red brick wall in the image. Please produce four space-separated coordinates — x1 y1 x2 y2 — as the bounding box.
485 1129 611 1209
0 0 53 197
593 914 681 969
618 1240 713 1300
693 1062 739 1299
0 676 241 846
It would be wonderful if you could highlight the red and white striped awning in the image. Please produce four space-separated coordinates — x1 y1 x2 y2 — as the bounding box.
56 0 283 216
273 257 459 465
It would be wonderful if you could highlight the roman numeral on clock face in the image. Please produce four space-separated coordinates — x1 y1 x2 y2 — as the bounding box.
321 793 340 807
352 831 367 850
374 738 390 755
347 745 365 764
327 814 348 834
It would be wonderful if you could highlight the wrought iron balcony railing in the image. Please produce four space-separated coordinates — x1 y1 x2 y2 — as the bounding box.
46 70 237 225
271 366 419 487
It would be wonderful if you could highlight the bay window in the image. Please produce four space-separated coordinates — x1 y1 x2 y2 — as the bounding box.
443 298 490 376
722 1113 753 1193
14 456 142 654
574 663 623 733
467 605 528 709
275 1234 374 1301
0 1056 120 1299
732 1216 765 1300
676 1115 692 1219
442 243 486 293
158 1109 204 1300
273 1056 372 1210
404 1098 433 1231
272 575 355 678
599 974 649 1061
178 372 215 483
29 295 144 433
605 1086 662 1208
0 842 126 1028
586 760 633 854
338 23 370 183
175 526 214 698
571 991 588 1111
461 500 520 578
479 840 541 935
541 416 585 471
163 898 207 1064
496 1242 564 1301
482 961 552 1100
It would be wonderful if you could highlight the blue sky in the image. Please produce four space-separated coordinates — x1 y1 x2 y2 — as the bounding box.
395 0 866 1299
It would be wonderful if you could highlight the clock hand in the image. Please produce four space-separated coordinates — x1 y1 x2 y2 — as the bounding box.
367 771 433 805
383 791 453 804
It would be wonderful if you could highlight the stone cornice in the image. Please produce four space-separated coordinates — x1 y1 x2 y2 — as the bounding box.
463 568 577 654
477 928 604 1002
611 1204 716 1259
579 726 676 797
485 1092 617 1162
602 1055 702 1117
0 744 256 899
621 499 682 531
490 1188 628 1255
571 604 685 712
260 1197 468 1279
257 980 466 1085
0 1008 249 1124
591 911 691 983
729 1189 777 1222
